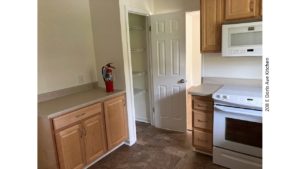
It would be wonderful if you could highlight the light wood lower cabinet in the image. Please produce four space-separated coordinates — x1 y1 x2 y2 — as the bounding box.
192 95 213 155
104 95 128 150
55 124 85 169
38 93 128 169
82 115 107 165
55 113 107 169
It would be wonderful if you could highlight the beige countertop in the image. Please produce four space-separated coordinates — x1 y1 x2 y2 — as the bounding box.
38 88 125 119
188 84 222 96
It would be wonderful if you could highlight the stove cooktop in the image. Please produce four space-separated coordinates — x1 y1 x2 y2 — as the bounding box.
213 85 262 110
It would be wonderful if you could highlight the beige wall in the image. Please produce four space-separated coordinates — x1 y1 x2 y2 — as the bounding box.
202 53 262 79
152 0 199 14
38 0 97 94
89 0 126 90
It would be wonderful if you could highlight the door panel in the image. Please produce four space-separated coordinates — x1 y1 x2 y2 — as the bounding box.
55 125 85 169
225 0 260 20
104 95 128 150
83 115 107 164
200 0 224 52
151 12 186 132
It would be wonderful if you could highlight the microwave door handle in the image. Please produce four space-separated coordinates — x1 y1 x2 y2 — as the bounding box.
214 105 262 117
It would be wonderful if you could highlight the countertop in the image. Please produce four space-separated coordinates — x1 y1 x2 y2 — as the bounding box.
188 84 222 96
38 88 125 119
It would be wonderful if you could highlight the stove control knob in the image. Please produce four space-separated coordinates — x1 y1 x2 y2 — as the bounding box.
222 95 228 99
216 95 221 99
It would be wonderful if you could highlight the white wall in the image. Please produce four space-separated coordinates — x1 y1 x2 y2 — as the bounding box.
126 0 154 13
38 0 97 94
89 0 126 90
202 53 262 79
191 12 202 85
152 0 199 14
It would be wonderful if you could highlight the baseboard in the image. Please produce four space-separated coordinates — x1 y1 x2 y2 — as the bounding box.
135 118 150 123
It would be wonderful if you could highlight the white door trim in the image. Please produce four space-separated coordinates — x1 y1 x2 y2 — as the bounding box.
119 1 152 146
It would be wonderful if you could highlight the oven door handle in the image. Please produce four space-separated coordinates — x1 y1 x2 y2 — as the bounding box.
214 105 262 117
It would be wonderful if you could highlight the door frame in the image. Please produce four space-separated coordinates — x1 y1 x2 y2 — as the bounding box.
121 5 154 129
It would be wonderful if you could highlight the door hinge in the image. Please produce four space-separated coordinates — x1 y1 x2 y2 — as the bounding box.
152 107 155 113
149 26 151 31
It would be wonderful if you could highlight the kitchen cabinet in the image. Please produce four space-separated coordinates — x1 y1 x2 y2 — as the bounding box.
55 124 85 169
200 0 224 52
200 0 262 53
192 95 214 155
225 0 262 21
104 95 128 150
54 104 107 169
82 115 107 164
38 92 128 169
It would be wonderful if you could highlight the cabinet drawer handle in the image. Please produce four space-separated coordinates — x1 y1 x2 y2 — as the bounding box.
197 119 207 123
76 113 86 118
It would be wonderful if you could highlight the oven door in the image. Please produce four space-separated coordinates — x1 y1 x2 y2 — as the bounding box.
213 105 262 158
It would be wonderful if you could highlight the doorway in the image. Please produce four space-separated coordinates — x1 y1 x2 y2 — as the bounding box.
185 11 202 131
128 13 151 123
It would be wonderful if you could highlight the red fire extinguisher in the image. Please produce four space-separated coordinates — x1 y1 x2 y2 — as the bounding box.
101 63 115 92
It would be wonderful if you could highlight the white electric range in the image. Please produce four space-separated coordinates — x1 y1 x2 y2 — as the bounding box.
212 85 262 169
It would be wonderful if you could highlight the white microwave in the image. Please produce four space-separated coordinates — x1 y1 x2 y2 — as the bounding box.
222 21 262 57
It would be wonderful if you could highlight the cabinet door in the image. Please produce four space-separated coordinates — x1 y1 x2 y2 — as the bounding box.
104 95 128 150
55 124 85 169
200 0 224 52
82 115 107 164
225 0 261 20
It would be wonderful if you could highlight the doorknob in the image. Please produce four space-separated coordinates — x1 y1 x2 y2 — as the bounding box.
178 79 187 84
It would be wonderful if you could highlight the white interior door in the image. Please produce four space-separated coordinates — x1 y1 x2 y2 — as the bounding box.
150 12 186 132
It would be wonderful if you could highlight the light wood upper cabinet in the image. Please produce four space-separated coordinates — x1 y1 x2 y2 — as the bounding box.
200 0 262 53
55 124 85 169
200 0 224 52
224 0 262 21
104 95 128 150
82 115 107 165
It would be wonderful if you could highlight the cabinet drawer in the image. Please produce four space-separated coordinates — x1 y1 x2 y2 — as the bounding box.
53 103 102 130
193 97 213 111
193 110 212 130
193 129 212 149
